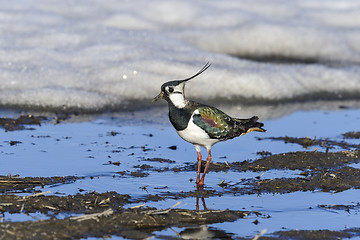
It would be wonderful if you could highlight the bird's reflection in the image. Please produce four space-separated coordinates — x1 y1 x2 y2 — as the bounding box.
196 196 207 211
168 197 234 239
177 225 233 239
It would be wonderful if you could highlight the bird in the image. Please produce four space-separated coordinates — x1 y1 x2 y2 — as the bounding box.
152 62 265 187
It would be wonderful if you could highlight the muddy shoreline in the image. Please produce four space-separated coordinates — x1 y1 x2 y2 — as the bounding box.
1 148 360 239
1 115 360 239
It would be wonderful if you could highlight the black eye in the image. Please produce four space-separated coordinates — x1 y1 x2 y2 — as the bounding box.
168 87 174 93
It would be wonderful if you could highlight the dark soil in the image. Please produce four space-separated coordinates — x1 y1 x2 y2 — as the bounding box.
0 114 72 132
0 175 79 194
245 166 360 194
233 150 360 171
262 228 360 240
343 131 360 139
318 202 360 212
0 115 46 131
0 207 265 240
258 136 360 150
0 192 130 215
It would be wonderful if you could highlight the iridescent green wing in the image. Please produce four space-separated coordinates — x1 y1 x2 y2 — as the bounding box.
192 106 232 139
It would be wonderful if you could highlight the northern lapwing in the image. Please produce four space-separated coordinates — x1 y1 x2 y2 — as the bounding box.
152 63 265 187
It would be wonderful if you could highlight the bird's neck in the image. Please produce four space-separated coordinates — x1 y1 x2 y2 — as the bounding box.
169 93 188 109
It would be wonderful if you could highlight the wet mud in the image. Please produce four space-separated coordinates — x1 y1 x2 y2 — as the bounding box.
258 136 360 150
343 131 360 139
0 114 72 132
0 115 45 132
1 116 360 239
261 228 360 240
0 175 79 194
0 207 265 240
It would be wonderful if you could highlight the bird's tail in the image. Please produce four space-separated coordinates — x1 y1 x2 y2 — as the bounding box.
234 116 266 136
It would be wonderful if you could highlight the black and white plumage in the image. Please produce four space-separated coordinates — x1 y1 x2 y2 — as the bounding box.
152 63 265 187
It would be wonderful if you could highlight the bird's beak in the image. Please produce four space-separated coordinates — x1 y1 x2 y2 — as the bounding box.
152 92 164 102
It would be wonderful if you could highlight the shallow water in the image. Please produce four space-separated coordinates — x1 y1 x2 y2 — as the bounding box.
152 190 360 238
1 108 360 238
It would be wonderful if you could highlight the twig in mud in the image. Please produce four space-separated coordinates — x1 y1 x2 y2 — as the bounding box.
22 191 51 199
169 227 181 237
98 197 111 205
255 173 265 180
225 161 230 168
144 236 155 240
18 191 51 213
20 201 25 213
147 201 181 215
218 180 226 186
253 229 267 240
0 203 13 206
130 203 146 209
70 208 114 222
43 205 57 210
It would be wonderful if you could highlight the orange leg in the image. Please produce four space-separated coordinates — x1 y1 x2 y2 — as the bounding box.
196 151 202 184
197 149 212 187
196 197 207 210
201 197 207 210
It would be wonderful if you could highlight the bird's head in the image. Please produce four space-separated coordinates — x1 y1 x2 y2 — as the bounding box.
152 62 211 106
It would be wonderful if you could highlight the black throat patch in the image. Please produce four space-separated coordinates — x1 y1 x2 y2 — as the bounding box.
168 102 194 131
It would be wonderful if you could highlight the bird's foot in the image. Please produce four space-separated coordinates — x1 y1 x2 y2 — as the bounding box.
196 179 204 189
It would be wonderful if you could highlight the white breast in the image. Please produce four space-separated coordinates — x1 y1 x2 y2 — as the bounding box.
177 110 219 150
